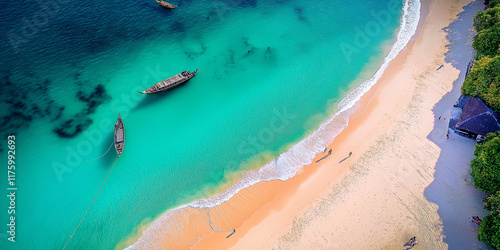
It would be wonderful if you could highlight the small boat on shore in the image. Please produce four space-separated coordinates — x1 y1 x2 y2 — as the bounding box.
156 0 178 9
139 69 198 94
114 114 125 157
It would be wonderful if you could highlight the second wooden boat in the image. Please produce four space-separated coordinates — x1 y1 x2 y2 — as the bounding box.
139 69 198 94
114 114 125 157
156 0 178 9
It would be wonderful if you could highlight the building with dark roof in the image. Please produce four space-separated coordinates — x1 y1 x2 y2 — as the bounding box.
455 97 500 141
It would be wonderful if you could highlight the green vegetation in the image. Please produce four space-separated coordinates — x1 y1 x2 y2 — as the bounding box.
484 191 500 212
473 7 500 32
470 132 500 248
472 23 500 58
468 5 500 238
463 6 500 112
489 0 500 8
462 56 500 111
471 131 500 193
466 5 500 249
478 191 500 249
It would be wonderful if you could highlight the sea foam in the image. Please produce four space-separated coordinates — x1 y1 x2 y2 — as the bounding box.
180 0 420 209
128 0 421 247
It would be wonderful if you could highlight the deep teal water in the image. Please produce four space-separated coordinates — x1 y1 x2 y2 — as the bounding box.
0 0 404 249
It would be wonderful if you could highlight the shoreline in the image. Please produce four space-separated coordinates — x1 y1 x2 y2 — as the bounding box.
122 0 421 248
123 0 485 249
190 0 482 249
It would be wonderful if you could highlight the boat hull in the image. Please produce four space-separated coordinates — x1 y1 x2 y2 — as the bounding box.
156 0 177 9
114 114 125 157
140 70 197 94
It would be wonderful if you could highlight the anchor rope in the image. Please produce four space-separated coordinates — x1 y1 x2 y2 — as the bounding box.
85 142 114 162
62 157 119 250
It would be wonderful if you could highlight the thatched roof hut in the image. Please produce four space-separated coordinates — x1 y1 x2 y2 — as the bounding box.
455 97 500 140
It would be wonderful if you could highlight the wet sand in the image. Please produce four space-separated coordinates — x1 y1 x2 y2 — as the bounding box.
191 0 487 249
126 0 489 249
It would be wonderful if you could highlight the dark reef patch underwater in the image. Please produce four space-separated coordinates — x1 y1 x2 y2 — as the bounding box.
0 75 62 134
0 0 264 140
0 0 408 249
53 84 110 138
0 72 110 139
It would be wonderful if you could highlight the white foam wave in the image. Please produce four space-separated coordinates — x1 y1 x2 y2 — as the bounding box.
128 0 421 247
188 0 421 209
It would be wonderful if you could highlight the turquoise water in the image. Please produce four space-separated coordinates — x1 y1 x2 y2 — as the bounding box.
0 0 405 249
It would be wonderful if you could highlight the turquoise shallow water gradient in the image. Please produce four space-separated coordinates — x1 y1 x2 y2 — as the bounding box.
0 0 403 248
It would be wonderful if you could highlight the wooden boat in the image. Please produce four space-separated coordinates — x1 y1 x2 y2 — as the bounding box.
114 114 125 157
156 0 178 9
139 69 198 94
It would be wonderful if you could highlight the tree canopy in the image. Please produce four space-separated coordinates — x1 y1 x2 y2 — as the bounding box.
472 22 500 58
465 6 500 112
473 7 500 32
490 0 500 8
470 131 500 194
471 133 500 249
478 191 500 249
469 6 500 249
462 55 500 111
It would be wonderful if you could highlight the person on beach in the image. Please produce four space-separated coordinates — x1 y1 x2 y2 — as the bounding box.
475 216 482 225
408 237 416 245
472 215 482 225
410 240 418 248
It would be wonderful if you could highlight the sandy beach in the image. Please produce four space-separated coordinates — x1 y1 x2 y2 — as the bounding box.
127 0 490 249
